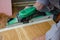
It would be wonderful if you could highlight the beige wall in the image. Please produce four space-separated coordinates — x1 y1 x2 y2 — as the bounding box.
0 0 12 16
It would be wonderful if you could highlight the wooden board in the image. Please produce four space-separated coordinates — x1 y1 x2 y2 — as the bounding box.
0 20 55 40
0 13 8 29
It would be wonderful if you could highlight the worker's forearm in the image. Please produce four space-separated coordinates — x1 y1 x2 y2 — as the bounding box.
36 0 49 5
34 0 49 10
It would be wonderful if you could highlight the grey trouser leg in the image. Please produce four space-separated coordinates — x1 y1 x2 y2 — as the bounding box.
46 21 60 40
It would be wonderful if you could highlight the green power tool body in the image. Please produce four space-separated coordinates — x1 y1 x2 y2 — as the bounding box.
17 6 52 23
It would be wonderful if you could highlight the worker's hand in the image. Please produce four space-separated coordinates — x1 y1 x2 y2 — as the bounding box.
34 2 44 10
25 6 30 9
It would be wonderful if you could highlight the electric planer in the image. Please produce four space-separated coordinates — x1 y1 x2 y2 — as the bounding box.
7 6 58 25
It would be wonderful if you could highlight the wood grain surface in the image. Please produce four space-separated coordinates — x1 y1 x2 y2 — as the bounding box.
0 20 55 40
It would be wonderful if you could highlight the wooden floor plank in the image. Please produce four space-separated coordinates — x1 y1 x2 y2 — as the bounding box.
0 29 19 40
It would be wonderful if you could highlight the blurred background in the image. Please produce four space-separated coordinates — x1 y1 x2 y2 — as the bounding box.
12 0 36 18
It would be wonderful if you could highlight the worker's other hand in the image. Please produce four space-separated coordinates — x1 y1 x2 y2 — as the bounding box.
34 2 44 10
33 35 45 40
55 13 60 23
